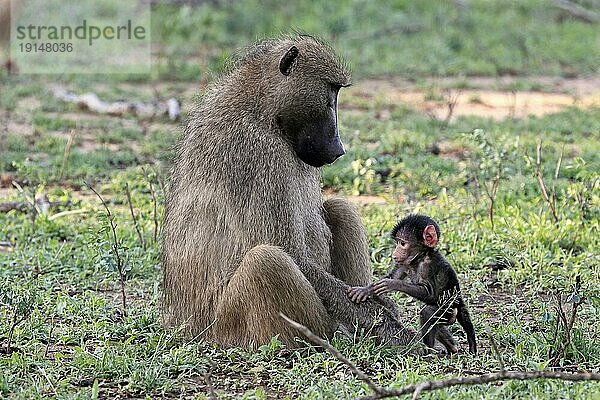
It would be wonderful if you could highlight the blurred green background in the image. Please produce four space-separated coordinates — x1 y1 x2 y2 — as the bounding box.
151 0 600 79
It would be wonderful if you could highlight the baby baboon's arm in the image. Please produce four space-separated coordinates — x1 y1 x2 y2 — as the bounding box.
457 302 477 354
372 278 437 304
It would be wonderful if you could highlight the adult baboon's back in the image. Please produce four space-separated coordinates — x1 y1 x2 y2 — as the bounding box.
162 35 415 348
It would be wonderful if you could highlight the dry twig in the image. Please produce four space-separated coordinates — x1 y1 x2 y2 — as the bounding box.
124 183 146 251
142 167 160 243
53 89 180 120
550 276 583 367
59 129 76 181
441 89 462 129
425 89 462 129
553 0 600 23
535 142 560 223
280 313 599 400
279 313 386 396
487 329 505 372
362 370 600 400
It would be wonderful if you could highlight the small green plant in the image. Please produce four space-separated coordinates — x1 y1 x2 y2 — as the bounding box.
464 129 518 229
524 141 562 224
86 182 130 317
542 277 586 368
564 157 599 221
351 158 378 195
0 280 39 353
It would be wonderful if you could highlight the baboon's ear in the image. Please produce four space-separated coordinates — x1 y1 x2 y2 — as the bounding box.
279 46 299 76
423 225 438 248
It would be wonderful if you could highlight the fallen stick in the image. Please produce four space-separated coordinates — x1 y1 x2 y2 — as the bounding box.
53 88 181 120
0 199 69 213
553 0 600 23
362 370 600 400
279 313 600 400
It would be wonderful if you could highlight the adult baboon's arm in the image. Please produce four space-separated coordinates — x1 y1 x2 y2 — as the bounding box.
299 262 417 346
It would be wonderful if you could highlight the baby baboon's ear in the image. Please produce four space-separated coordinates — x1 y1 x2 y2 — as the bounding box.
279 46 299 76
423 224 438 248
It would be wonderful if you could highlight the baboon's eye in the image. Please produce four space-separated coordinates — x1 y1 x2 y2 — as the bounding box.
395 238 406 247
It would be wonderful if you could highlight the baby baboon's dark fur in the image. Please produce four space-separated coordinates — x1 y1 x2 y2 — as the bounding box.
348 214 477 354
162 35 417 349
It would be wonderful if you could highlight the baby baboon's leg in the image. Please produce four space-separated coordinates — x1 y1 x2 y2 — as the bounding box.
420 304 454 352
214 244 332 348
436 326 459 354
323 197 372 286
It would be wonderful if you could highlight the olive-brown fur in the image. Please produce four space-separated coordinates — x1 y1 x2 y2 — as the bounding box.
162 36 416 348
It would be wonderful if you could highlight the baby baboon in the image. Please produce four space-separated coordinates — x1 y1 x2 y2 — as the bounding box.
162 35 417 349
348 214 477 354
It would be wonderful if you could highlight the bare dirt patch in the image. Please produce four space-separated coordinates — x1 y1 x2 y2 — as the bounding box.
350 76 600 121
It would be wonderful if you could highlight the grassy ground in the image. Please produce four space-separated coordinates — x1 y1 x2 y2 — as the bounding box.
1 1 599 399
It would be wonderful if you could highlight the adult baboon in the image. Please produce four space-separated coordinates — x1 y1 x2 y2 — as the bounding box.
162 35 416 348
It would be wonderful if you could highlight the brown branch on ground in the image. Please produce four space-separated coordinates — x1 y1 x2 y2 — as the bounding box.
553 0 600 23
279 313 387 396
53 89 180 121
361 370 600 400
280 313 600 400
0 199 69 213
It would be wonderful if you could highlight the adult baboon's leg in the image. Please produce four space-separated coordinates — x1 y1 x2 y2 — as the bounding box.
436 326 459 354
214 244 332 348
323 197 406 330
323 197 373 286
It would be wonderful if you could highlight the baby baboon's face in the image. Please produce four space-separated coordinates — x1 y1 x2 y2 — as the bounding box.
392 231 417 264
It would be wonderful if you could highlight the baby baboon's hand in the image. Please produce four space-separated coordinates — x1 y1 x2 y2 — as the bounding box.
347 286 372 303
372 278 396 296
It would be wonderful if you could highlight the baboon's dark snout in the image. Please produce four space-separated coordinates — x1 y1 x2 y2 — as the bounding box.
327 138 345 163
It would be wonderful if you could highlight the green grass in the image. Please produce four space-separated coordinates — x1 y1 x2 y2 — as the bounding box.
1 1 599 398
0 81 598 397
151 0 600 80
